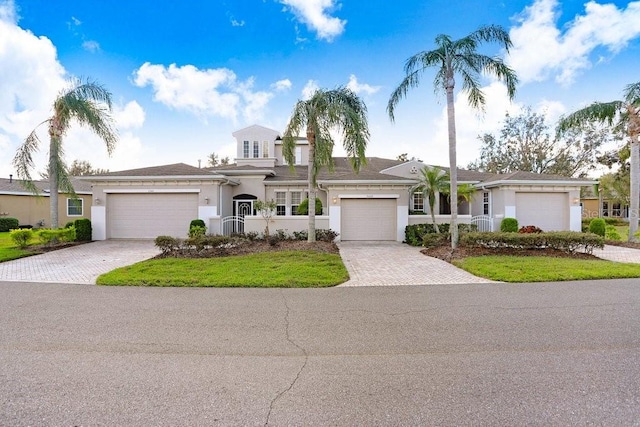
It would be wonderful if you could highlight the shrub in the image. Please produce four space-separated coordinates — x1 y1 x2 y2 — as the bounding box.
73 218 92 241
605 225 622 241
10 228 34 249
296 198 323 215
190 219 206 229
64 221 74 229
422 233 447 248
188 225 206 238
588 218 606 237
155 235 181 254
0 217 19 232
519 225 543 234
291 229 338 242
500 217 518 233
460 231 604 254
37 228 76 245
404 223 477 246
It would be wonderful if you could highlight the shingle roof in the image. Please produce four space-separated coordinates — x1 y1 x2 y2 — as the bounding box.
480 170 594 184
90 163 217 177
0 177 92 194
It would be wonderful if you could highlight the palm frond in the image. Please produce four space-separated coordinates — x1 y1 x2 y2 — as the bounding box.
625 82 640 105
557 101 625 135
12 126 46 194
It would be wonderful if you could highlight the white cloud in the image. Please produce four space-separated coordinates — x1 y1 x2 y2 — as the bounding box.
346 74 380 96
508 0 640 85
280 0 346 41
113 101 145 130
230 18 245 27
133 62 275 122
0 0 68 177
82 40 100 52
301 79 319 100
271 78 292 91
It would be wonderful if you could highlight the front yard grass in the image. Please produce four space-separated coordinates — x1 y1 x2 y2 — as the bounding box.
97 250 349 287
454 256 640 282
0 232 35 262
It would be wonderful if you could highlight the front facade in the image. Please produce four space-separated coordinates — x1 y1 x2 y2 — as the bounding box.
85 125 594 241
0 177 92 228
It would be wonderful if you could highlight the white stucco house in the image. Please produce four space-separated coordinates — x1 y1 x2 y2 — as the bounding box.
83 124 594 241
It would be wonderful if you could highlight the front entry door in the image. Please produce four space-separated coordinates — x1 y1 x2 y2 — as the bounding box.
235 200 254 218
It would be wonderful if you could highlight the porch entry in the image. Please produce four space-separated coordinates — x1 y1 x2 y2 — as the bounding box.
222 194 257 235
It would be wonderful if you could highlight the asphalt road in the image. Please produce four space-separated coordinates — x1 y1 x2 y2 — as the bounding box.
1 279 639 426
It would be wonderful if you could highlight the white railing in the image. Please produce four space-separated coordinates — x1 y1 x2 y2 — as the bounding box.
221 216 244 235
471 215 493 232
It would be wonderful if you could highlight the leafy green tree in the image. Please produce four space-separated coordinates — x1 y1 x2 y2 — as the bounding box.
388 25 518 248
558 82 640 242
13 78 117 228
469 108 608 177
410 166 449 233
282 87 369 242
67 159 109 176
254 199 277 238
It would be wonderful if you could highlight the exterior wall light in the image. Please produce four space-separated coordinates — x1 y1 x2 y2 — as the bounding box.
94 198 101 205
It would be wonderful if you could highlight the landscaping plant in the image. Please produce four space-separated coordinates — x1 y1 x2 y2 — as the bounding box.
500 217 518 232
10 229 34 249
588 218 606 237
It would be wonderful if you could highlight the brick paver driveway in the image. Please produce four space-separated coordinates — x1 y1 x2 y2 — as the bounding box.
337 241 496 286
0 240 159 284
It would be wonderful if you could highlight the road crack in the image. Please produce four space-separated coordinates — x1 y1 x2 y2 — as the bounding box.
264 291 308 426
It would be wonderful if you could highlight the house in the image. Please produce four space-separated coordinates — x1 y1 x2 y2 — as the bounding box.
0 176 93 228
580 185 629 220
84 124 595 241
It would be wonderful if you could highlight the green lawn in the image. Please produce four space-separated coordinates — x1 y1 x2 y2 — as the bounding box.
0 232 36 262
454 255 640 282
97 250 349 287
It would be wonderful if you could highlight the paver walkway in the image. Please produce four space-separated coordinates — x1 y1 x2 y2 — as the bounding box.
337 241 497 286
592 245 640 263
0 240 159 284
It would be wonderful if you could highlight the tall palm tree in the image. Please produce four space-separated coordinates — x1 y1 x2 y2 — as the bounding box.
410 166 449 233
13 78 118 229
282 87 369 242
558 82 640 242
387 25 518 248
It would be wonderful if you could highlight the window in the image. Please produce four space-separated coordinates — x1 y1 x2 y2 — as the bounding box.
295 147 302 165
612 203 621 217
275 192 286 216
411 192 424 212
243 141 249 158
67 198 83 216
253 141 259 158
483 192 490 215
602 201 609 217
262 141 269 158
439 193 451 215
291 191 302 215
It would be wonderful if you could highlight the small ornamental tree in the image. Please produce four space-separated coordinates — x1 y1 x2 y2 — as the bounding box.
589 218 606 237
255 199 277 238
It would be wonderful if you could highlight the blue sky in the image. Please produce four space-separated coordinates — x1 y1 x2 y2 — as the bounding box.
1 0 639 178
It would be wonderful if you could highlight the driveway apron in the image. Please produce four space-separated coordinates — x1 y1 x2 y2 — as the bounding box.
0 240 159 284
337 241 496 286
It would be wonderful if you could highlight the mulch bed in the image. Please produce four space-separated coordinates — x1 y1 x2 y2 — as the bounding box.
156 240 339 259
421 245 600 263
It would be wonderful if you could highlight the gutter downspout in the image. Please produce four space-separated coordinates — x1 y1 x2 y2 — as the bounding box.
317 182 329 215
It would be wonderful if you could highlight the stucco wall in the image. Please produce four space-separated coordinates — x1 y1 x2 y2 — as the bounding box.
244 216 330 235
0 193 92 228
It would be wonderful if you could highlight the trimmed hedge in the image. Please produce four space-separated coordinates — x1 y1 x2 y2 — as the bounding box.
37 228 76 245
605 225 622 241
460 231 604 254
189 219 206 230
74 218 92 241
0 217 19 232
589 218 606 237
500 217 518 232
405 223 478 246
10 229 34 249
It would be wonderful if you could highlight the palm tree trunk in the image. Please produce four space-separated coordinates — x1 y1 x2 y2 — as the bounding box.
307 129 317 243
48 130 60 229
446 77 458 249
629 139 639 242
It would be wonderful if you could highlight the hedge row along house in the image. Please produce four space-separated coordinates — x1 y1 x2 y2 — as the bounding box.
80 125 594 241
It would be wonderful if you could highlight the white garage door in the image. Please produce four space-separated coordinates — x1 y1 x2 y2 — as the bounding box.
108 193 199 239
516 192 568 231
341 198 397 241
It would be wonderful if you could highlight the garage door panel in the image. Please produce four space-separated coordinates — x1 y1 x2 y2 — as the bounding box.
341 199 396 241
516 193 567 231
108 193 198 239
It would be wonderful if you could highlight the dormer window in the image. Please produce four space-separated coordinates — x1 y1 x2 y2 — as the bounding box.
253 141 259 158
263 141 269 158
243 141 249 158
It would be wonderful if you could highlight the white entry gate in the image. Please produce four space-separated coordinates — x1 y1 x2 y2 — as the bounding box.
471 215 493 232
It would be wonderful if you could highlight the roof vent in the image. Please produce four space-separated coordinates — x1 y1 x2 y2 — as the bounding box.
409 166 418 174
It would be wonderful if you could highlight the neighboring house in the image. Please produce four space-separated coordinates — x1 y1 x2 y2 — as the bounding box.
0 175 92 228
84 124 595 241
580 186 629 220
